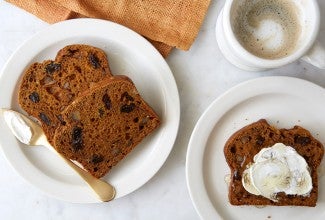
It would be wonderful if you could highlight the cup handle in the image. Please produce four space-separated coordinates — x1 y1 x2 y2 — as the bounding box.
301 41 325 69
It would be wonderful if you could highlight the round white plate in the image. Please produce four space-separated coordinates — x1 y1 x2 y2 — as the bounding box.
0 18 180 203
186 76 325 220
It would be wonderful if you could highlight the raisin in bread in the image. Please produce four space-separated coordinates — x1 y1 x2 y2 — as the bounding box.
18 44 112 144
53 75 160 178
224 119 324 206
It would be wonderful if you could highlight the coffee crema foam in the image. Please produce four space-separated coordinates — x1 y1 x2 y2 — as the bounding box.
232 0 301 59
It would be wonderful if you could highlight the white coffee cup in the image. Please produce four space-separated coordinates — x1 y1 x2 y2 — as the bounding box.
216 0 325 71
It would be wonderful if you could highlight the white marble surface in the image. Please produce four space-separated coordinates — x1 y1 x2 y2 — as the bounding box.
0 0 325 219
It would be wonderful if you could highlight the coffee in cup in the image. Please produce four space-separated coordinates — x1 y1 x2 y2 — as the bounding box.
216 0 325 71
231 0 301 59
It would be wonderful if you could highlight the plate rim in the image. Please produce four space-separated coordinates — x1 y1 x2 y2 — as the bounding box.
0 18 180 203
186 76 325 219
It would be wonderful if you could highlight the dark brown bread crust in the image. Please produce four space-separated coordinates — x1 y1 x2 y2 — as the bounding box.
53 76 160 178
224 119 324 206
18 45 112 144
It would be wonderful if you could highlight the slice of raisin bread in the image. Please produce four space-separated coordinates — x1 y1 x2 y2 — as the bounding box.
18 45 112 144
224 119 324 206
53 75 160 178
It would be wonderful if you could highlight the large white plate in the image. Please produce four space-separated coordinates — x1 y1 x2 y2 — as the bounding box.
0 18 179 203
186 76 325 220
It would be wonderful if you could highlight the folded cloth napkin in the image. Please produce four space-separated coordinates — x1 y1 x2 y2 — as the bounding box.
6 0 211 57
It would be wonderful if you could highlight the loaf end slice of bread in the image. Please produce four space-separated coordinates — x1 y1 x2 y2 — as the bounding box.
18 45 113 144
53 76 160 178
224 119 324 206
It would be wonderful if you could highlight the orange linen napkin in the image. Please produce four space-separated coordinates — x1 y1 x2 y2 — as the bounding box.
6 0 211 57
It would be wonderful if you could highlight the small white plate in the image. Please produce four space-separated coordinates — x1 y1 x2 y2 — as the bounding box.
0 18 180 203
186 76 325 220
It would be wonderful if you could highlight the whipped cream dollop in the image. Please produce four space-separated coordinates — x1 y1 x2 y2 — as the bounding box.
242 143 312 201
3 110 32 145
